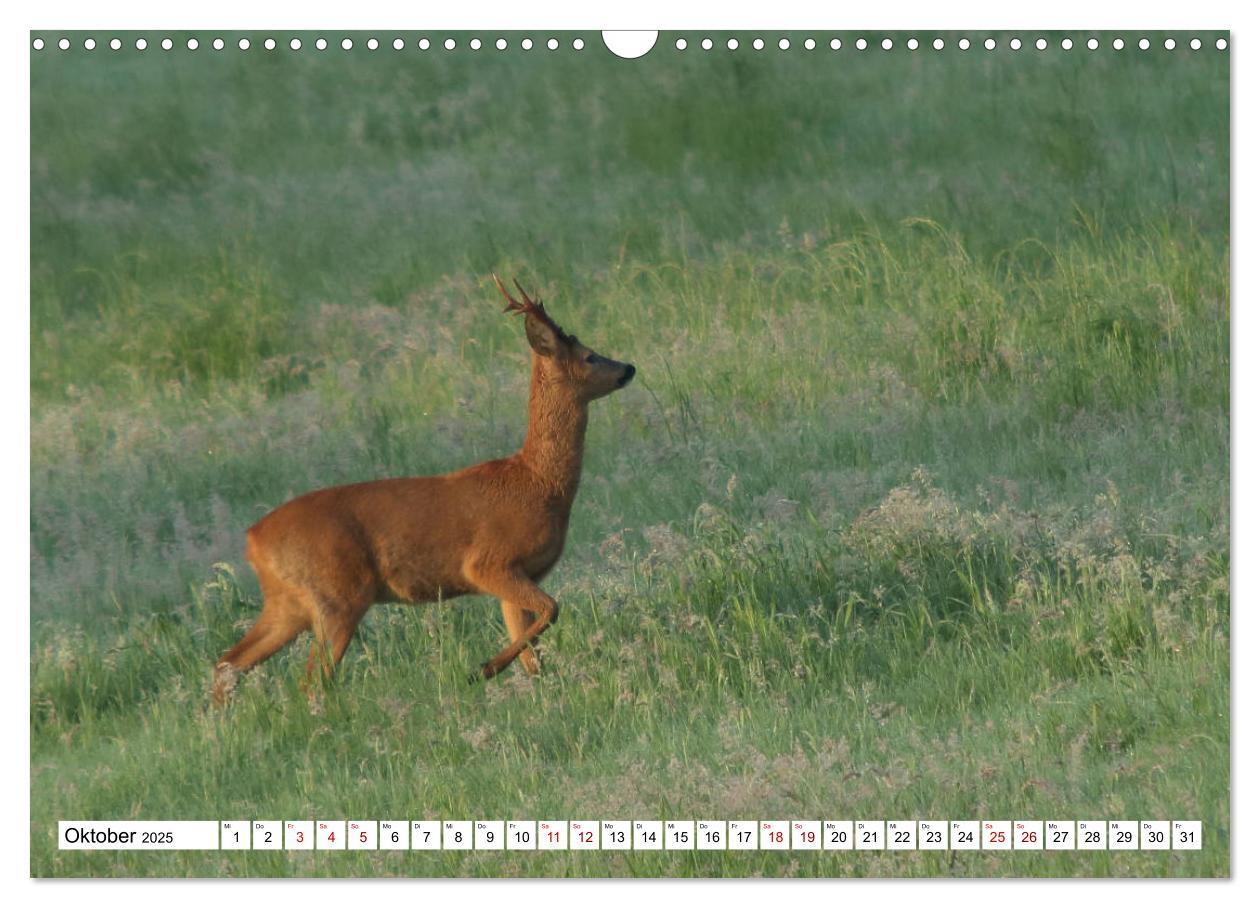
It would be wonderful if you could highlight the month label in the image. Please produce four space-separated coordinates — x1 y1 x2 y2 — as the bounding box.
57 821 219 851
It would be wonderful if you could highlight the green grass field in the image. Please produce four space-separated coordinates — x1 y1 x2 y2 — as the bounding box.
29 31 1229 877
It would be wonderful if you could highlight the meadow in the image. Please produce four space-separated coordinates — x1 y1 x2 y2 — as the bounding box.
29 32 1229 876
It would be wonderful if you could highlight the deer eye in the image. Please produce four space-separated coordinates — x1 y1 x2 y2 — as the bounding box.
585 354 597 364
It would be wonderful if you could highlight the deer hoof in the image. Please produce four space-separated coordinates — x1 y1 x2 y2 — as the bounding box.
210 663 240 707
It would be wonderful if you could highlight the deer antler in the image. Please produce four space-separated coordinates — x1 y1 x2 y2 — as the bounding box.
492 274 570 342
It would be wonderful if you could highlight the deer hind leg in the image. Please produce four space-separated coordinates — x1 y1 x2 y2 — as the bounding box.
305 607 365 682
212 584 308 706
500 598 542 675
463 563 558 682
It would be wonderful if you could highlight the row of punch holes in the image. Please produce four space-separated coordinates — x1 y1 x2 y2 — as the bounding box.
31 34 1229 53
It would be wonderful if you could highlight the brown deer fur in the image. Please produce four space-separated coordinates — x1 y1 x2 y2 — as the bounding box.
211 277 635 705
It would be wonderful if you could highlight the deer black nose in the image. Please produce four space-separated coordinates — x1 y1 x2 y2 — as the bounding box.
618 364 636 387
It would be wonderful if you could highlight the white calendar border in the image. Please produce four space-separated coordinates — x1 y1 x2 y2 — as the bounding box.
7 1 1251 906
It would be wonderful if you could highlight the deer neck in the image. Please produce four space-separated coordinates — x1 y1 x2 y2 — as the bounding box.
519 359 589 506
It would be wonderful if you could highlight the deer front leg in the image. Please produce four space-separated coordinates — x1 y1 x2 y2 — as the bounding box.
463 562 558 682
500 598 542 675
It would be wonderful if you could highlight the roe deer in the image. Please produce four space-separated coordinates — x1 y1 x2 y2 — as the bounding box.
211 276 635 705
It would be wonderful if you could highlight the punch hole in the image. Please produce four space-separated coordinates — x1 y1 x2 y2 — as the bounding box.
187 38 198 50
290 38 302 51
84 38 96 50
675 38 687 50
907 38 919 50
368 38 380 50
495 38 507 51
212 38 224 50
419 38 431 50
1164 38 1176 50
572 38 585 50
161 38 173 51
57 37 69 50
1009 37 1021 50
444 38 456 50
958 38 970 50
1087 38 1099 50
984 37 996 50
727 38 738 50
855 38 866 50
343 38 354 51
1036 37 1047 50
1216 38 1227 50
602 31 657 59
1061 38 1073 50
470 38 482 50
521 38 532 50
237 38 248 50
396 38 407 51
112 38 123 50
547 38 559 50
779 38 790 50
753 38 764 50
804 38 816 50
830 38 841 51
1138 38 1150 50
882 38 893 50
1113 38 1124 50
263 38 276 51
1190 38 1202 50
32 37 44 50
701 38 712 50
137 38 148 50
933 38 944 50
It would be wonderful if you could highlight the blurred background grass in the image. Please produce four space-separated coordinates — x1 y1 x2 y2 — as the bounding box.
30 32 1228 877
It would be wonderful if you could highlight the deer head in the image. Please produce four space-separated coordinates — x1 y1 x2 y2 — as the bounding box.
494 275 635 402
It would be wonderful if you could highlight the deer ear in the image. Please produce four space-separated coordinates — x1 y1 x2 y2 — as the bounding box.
524 314 562 357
